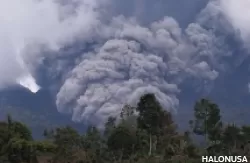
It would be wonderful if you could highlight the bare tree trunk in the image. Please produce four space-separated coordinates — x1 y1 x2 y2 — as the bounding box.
118 149 124 163
154 137 157 153
148 134 152 156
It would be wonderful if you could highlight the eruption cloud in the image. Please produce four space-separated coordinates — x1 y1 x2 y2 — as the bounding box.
0 0 249 125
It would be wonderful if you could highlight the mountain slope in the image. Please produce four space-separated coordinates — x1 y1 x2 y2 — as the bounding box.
0 85 85 139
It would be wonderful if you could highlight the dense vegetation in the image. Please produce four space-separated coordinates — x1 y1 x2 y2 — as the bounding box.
1 93 250 163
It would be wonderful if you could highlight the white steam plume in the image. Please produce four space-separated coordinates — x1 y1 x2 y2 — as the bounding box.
220 0 250 45
219 0 250 91
0 0 102 92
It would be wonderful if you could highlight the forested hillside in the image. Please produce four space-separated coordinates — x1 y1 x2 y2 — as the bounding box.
1 93 250 163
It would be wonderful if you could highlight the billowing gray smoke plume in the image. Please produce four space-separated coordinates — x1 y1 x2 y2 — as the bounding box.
0 0 250 126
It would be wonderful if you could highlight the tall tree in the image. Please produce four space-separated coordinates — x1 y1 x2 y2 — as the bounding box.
136 93 165 156
107 125 137 161
221 124 242 155
120 104 135 119
50 126 81 163
189 99 223 156
104 116 116 138
120 105 137 131
0 115 37 163
82 126 105 163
